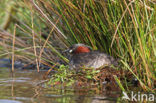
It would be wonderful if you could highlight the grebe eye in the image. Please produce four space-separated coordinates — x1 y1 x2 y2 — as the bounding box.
69 50 73 53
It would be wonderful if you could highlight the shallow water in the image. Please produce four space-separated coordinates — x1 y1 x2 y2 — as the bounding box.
0 66 120 103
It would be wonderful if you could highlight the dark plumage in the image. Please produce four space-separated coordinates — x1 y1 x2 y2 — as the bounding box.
66 44 118 70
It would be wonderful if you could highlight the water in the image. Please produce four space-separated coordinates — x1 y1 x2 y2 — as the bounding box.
0 67 120 103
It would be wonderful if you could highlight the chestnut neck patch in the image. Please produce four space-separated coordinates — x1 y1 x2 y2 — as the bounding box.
74 46 90 54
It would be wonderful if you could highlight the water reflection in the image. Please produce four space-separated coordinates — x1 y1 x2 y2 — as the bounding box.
0 68 119 103
0 99 22 103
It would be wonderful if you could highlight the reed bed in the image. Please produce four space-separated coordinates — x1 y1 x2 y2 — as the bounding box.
0 0 155 92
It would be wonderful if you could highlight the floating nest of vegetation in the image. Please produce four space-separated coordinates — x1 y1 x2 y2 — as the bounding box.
46 65 139 93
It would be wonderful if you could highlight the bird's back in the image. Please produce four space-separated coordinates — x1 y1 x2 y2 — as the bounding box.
69 51 118 70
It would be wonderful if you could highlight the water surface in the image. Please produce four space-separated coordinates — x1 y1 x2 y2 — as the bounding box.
0 67 119 103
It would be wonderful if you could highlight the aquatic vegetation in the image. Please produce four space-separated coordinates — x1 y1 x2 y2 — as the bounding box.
0 0 155 93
